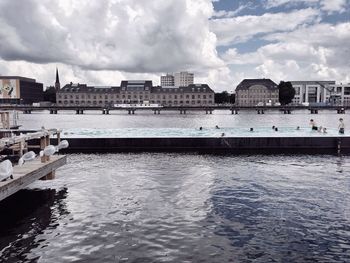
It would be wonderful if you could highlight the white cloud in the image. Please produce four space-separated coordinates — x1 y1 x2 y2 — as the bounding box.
210 8 320 46
223 22 350 86
320 0 348 13
0 0 222 73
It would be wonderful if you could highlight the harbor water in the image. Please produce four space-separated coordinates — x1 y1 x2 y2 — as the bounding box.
1 110 350 262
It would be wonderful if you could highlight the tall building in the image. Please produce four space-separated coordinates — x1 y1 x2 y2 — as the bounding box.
160 74 175 87
55 68 60 91
0 76 43 104
235 79 279 106
174 72 194 87
56 81 214 107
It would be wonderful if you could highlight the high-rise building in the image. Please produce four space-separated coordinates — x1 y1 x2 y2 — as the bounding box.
174 72 194 87
160 74 175 87
55 68 60 91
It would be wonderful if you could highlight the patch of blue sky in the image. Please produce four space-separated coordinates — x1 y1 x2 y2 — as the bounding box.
321 12 350 24
230 38 275 53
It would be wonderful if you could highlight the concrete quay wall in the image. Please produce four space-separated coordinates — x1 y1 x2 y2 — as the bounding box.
51 137 350 155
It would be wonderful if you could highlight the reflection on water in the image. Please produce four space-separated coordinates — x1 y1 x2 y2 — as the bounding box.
0 154 350 262
0 188 69 261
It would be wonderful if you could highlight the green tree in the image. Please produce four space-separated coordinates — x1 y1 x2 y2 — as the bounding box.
278 81 295 105
215 91 232 104
43 86 57 103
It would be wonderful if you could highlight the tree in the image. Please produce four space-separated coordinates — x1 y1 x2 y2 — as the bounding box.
215 91 233 104
43 86 57 103
278 81 295 105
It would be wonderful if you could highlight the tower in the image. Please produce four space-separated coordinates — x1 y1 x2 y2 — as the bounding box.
55 68 60 91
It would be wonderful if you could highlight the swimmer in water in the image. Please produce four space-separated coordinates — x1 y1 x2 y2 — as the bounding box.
296 126 300 130
272 126 275 130
250 128 254 132
275 127 278 131
215 125 220 129
323 127 327 134
338 118 345 134
310 119 318 131
199 127 203 131
221 133 225 137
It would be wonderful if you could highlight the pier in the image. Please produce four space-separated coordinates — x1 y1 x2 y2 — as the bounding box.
0 155 67 201
0 129 67 201
0 105 348 115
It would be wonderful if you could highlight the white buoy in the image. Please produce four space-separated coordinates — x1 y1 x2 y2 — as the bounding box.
18 151 36 166
0 160 13 181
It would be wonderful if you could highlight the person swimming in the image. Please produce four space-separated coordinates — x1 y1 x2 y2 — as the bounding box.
296 126 300 130
215 125 220 129
221 133 225 137
275 127 278 131
250 128 254 132
339 118 345 134
310 119 318 131
199 127 203 131
272 126 275 130
323 127 327 134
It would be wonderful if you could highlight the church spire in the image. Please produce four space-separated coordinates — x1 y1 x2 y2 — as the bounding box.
55 67 60 91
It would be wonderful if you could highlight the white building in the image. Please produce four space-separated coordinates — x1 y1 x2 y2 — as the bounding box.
174 72 194 87
290 81 350 106
160 74 174 87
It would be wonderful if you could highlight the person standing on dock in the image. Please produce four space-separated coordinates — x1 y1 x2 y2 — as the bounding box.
338 118 345 134
310 119 318 131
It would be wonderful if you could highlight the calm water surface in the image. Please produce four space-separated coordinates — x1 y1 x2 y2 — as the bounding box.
0 112 350 262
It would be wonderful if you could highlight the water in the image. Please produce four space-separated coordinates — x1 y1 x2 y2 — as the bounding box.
1 111 350 262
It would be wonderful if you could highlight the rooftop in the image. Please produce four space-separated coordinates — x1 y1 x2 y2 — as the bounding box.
236 79 278 90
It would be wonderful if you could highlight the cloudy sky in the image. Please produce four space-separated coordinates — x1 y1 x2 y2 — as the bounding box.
0 0 349 91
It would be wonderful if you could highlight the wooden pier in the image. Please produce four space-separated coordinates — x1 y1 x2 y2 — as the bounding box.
0 155 67 202
0 128 67 202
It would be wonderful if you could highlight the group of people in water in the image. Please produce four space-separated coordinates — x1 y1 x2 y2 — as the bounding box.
198 118 345 135
310 118 345 134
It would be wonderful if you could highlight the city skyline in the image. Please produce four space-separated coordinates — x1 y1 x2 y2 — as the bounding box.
0 0 349 91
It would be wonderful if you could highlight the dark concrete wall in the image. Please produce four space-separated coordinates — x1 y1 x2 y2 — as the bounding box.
51 137 350 155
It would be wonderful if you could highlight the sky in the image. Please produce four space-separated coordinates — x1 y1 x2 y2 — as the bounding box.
0 0 349 92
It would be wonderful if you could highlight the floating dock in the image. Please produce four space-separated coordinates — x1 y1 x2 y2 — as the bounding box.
0 155 67 202
56 136 350 155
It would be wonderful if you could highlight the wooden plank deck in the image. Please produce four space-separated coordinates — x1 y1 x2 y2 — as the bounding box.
0 155 67 202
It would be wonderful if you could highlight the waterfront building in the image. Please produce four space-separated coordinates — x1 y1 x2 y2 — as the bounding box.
331 83 350 106
56 80 214 107
0 76 43 105
174 72 194 87
235 79 279 106
290 81 335 105
289 81 350 106
160 74 175 87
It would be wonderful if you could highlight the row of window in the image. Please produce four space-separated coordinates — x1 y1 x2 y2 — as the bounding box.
239 95 278 99
58 100 212 105
239 90 278 93
58 94 213 100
